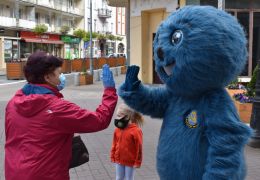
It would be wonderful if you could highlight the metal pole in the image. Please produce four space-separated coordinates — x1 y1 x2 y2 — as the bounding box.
89 0 93 75
248 60 260 148
126 0 130 66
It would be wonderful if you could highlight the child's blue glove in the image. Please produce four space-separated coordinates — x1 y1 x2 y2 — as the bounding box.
102 64 115 88
124 65 141 91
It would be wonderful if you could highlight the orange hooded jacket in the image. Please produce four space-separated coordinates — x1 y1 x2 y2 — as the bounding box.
110 123 143 168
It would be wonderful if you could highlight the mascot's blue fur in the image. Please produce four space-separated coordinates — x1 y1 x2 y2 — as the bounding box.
119 6 252 180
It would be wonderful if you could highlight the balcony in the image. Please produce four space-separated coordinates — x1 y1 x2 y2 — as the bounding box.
68 7 84 16
20 1 83 17
106 0 128 7
98 8 112 18
20 0 37 4
18 19 36 29
0 16 16 27
37 0 52 8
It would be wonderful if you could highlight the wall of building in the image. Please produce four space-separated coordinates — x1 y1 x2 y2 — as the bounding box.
130 0 178 83
0 0 84 69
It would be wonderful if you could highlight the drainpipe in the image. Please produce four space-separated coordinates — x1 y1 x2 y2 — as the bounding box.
126 0 130 66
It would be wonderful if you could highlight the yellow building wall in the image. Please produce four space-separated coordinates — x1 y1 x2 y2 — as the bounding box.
180 0 186 7
130 16 142 78
130 9 169 83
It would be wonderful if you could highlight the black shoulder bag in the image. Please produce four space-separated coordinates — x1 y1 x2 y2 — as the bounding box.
69 136 89 169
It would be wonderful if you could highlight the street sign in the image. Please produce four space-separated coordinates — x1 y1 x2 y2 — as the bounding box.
84 41 90 49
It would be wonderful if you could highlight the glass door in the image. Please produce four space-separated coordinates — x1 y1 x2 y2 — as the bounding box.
237 12 250 76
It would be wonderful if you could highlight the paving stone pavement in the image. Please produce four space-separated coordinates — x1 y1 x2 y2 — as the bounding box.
0 74 259 180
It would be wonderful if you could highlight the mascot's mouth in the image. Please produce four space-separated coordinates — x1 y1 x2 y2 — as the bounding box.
162 61 176 77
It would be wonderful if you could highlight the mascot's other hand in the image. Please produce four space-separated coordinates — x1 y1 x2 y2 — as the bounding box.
124 65 141 91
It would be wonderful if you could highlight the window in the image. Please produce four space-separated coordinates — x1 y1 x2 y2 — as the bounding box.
19 9 22 19
4 39 19 62
45 14 50 24
56 17 61 27
94 19 97 32
0 5 3 16
35 12 40 23
88 18 90 31
68 0 73 7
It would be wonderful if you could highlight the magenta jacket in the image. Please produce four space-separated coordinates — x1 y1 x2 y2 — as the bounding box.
5 84 118 180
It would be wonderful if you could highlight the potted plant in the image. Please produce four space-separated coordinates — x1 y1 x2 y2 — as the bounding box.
33 24 48 35
60 25 70 35
230 66 259 123
6 60 26 80
79 71 93 85
232 91 253 124
73 29 93 85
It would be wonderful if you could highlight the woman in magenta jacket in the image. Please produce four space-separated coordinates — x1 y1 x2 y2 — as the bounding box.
5 51 118 180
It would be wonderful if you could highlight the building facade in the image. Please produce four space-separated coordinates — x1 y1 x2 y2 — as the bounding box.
84 0 126 58
108 0 178 83
108 0 260 83
0 0 84 69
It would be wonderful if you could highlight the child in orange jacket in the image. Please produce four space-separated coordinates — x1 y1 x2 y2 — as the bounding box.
110 103 144 180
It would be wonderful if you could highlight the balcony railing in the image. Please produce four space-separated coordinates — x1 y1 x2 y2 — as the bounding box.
98 8 112 18
19 19 36 29
20 0 84 16
0 16 16 27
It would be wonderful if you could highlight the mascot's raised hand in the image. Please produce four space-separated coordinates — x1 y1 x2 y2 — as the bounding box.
119 5 252 180
123 65 141 91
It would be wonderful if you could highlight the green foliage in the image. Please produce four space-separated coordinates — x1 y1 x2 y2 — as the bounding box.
33 24 48 35
97 33 107 40
227 78 239 89
73 29 86 39
83 32 99 42
247 65 259 97
116 36 123 41
60 25 70 35
107 34 116 41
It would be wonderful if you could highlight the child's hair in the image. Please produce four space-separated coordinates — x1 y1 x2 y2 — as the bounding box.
116 103 144 127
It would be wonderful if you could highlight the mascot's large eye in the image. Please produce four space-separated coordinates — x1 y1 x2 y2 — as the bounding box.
171 30 183 45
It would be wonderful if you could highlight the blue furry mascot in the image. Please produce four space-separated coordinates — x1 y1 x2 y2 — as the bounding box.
119 6 252 180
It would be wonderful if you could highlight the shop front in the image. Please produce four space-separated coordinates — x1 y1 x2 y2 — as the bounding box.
19 31 64 59
0 29 20 69
61 35 80 60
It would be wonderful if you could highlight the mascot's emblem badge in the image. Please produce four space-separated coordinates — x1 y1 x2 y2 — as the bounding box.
185 110 198 128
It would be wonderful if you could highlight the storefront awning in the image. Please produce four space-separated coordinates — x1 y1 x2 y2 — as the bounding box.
21 38 64 44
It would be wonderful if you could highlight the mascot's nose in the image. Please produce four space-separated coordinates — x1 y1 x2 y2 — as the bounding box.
157 47 164 60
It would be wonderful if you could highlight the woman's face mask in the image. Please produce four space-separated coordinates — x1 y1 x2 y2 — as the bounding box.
45 67 66 91
114 116 129 129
